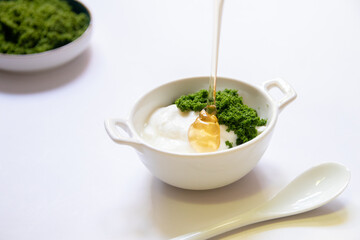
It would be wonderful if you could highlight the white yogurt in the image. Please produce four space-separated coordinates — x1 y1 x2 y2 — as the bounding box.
141 104 237 153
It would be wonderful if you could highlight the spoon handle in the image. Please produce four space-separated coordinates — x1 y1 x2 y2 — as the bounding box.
171 209 269 240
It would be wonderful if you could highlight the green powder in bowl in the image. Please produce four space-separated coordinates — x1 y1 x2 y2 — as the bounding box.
175 89 267 147
0 0 90 55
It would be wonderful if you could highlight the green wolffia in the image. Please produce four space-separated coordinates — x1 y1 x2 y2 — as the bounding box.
0 0 89 54
175 89 267 148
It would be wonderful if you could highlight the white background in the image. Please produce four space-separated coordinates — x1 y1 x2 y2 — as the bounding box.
0 0 359 239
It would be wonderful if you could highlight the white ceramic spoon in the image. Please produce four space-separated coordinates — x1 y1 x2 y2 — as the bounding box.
172 162 350 240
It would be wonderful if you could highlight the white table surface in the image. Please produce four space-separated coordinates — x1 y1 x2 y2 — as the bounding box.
0 0 359 239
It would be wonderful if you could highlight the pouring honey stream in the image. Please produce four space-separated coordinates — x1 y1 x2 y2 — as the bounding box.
188 0 224 153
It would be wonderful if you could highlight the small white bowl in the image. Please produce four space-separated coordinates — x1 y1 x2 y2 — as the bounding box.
105 77 297 190
0 0 92 72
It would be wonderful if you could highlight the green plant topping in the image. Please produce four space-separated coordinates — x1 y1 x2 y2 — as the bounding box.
175 89 267 147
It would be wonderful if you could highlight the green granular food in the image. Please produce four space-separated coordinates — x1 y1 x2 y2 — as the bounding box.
0 0 89 54
175 89 267 147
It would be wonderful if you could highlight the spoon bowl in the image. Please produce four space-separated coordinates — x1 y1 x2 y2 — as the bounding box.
261 162 350 216
172 162 350 240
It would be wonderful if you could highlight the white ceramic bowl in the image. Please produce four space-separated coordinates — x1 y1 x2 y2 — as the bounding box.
105 77 297 190
0 0 92 72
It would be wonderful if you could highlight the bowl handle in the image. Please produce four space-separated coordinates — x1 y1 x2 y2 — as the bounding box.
262 78 297 113
104 119 143 150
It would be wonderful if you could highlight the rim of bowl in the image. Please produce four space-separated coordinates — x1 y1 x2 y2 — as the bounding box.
129 76 279 157
0 0 92 59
